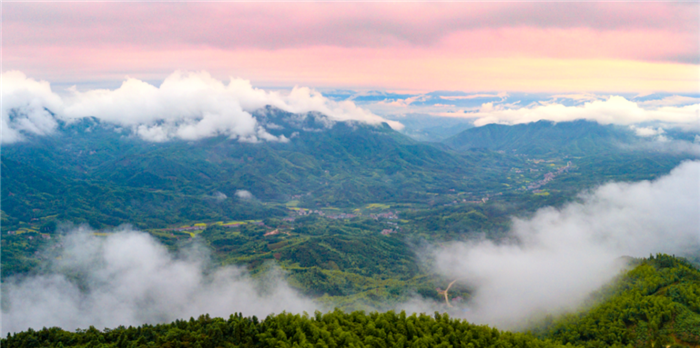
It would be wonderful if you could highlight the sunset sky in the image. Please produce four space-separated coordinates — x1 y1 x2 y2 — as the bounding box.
5 2 699 93
3 1 700 144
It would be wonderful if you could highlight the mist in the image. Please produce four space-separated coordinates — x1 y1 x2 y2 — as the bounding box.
435 96 700 131
625 129 700 156
1 70 401 144
433 160 700 329
1 226 319 335
3 163 699 335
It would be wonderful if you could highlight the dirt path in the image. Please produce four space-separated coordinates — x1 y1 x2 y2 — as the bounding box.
437 279 458 307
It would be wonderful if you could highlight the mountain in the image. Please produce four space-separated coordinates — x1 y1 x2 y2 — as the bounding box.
4 110 696 234
542 254 700 348
1 107 514 231
384 114 475 142
443 120 637 156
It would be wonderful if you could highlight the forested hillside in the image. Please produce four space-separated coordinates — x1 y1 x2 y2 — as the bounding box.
3 109 693 235
541 254 700 348
1 107 517 232
443 120 637 156
1 310 570 348
4 255 698 348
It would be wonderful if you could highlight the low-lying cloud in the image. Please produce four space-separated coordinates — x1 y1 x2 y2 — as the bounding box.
434 160 700 329
3 163 699 334
436 96 700 130
235 190 254 200
1 227 319 334
1 70 401 144
1 71 63 144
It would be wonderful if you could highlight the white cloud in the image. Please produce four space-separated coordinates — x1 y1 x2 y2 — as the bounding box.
1 227 318 334
549 93 600 102
630 125 665 137
1 70 400 143
628 137 700 156
1 71 64 144
213 191 227 202
283 87 403 130
434 161 700 329
235 190 253 199
439 92 508 101
638 95 700 108
436 96 700 129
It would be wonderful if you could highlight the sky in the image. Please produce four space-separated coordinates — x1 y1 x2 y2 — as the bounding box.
3 2 700 144
4 2 699 93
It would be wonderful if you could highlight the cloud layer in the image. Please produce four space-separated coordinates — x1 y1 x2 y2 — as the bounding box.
1 70 400 144
434 160 700 329
437 96 700 130
1 71 63 143
1 227 319 334
6 3 697 61
5 3 697 92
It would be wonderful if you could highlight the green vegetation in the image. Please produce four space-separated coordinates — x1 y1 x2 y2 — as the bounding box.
539 254 700 348
443 120 636 157
1 112 515 233
1 233 47 277
1 310 570 348
5 113 692 236
4 255 699 348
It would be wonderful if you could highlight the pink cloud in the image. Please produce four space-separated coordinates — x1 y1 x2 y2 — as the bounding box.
3 2 698 92
439 27 698 63
5 3 697 55
7 44 697 94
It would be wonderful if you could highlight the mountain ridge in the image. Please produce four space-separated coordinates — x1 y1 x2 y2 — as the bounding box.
443 119 638 156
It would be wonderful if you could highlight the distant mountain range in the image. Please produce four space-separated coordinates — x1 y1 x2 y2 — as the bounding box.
2 107 696 232
1 107 512 230
443 119 638 156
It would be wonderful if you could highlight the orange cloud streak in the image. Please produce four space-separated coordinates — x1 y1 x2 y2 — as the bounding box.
7 45 698 93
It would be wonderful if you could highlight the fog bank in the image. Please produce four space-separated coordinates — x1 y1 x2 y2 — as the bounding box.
1 227 318 334
434 160 700 329
3 162 699 334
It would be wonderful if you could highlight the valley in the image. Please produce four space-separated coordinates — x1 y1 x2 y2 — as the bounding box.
2 109 699 347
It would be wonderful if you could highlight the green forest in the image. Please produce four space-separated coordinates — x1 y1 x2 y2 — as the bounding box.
4 255 699 348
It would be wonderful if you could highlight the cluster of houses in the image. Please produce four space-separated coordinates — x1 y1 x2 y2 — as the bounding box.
294 208 359 220
325 212 358 219
461 197 489 204
527 161 572 190
294 208 399 221
380 229 396 236
369 211 398 219
295 208 324 216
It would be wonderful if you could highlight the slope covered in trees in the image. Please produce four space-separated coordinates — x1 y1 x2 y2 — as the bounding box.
443 120 637 156
2 310 569 348
4 110 693 235
541 254 700 348
1 107 515 232
4 255 699 348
